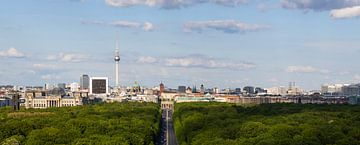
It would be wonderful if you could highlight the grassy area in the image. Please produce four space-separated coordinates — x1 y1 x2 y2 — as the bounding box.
0 102 161 145
173 102 360 145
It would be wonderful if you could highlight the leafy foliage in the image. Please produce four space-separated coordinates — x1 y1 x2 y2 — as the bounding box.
0 102 160 145
173 103 360 145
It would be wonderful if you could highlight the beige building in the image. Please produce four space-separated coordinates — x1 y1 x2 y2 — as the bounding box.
25 91 84 109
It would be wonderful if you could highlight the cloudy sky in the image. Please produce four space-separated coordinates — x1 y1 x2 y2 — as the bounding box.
1 0 360 90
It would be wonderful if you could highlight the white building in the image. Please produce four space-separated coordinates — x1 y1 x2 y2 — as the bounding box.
89 77 109 95
45 83 56 90
70 82 80 92
321 84 345 94
266 87 287 96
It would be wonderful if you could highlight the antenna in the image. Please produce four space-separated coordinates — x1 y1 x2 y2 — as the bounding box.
115 32 120 54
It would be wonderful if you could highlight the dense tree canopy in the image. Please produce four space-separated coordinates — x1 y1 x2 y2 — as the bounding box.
173 103 360 145
0 102 161 145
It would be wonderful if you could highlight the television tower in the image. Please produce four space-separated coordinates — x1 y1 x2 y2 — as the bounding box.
114 40 120 88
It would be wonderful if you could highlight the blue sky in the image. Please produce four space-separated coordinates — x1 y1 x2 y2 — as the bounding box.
1 0 360 90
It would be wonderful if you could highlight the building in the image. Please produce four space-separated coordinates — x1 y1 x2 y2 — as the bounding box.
266 87 287 96
200 84 205 94
235 88 241 94
70 82 79 92
80 74 90 90
186 87 192 94
0 96 11 108
243 86 255 94
213 87 220 94
321 84 344 94
24 90 83 109
159 82 165 94
255 87 266 94
89 77 109 95
342 84 360 96
349 96 360 105
44 83 56 90
192 86 197 93
178 86 186 93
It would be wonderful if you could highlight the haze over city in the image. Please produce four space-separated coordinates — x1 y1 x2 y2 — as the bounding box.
1 0 360 90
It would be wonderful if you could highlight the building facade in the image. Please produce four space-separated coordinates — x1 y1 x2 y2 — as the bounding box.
89 77 109 95
24 91 83 109
80 74 90 90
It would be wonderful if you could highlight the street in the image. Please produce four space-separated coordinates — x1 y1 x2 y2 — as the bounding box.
159 109 178 145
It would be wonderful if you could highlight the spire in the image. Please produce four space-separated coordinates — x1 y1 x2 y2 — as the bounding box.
116 39 119 51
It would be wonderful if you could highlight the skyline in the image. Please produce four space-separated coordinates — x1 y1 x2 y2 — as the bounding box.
1 0 360 90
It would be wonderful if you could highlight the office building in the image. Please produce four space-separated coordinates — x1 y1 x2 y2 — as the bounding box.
80 74 90 90
89 77 109 95
243 86 255 94
178 86 186 93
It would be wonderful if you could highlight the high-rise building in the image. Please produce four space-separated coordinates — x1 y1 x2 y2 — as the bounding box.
243 86 255 94
178 86 186 93
80 74 90 90
114 41 120 88
89 77 109 95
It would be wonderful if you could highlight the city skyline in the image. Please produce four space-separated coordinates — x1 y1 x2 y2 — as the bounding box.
1 0 360 90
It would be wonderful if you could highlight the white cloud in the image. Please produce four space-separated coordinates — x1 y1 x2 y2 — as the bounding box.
330 6 360 19
143 22 155 31
41 74 61 80
138 55 255 70
281 0 360 11
110 21 142 28
355 74 360 81
0 47 25 58
83 20 155 31
183 20 269 34
47 53 89 62
137 56 158 63
286 65 329 74
32 63 56 69
105 0 248 9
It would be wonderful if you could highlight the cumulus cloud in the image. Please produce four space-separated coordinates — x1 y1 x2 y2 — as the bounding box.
281 0 360 11
47 53 89 62
330 6 360 19
83 20 155 31
286 65 329 74
105 0 248 9
0 47 25 58
183 20 269 34
137 55 255 70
